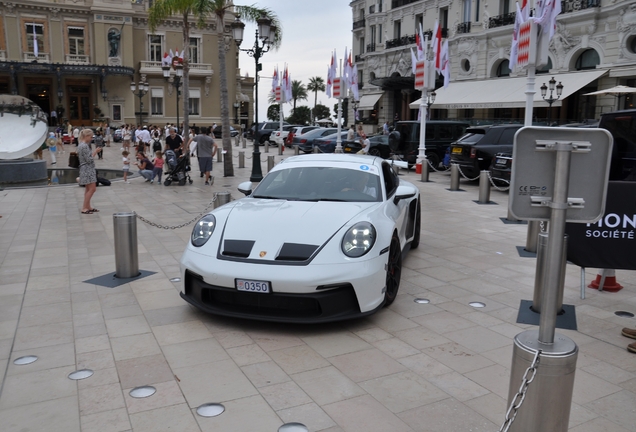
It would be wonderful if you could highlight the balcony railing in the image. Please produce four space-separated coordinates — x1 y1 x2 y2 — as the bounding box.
456 22 471 34
561 0 600 13
355 54 363 63
139 60 213 75
385 34 416 49
353 19 366 30
23 53 50 62
366 43 376 53
489 12 516 29
391 0 418 8
65 54 90 65
422 28 449 39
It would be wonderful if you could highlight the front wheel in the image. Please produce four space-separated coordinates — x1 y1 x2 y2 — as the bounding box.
164 179 172 186
384 232 402 306
426 153 440 170
369 148 382 157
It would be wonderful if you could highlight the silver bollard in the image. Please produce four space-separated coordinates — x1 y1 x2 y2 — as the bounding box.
265 142 269 153
113 212 139 278
506 206 519 222
294 145 299 155
217 149 223 163
478 170 491 203
420 160 429 182
450 164 460 191
507 330 578 432
525 220 542 253
238 151 245 168
532 233 567 313
278 144 283 155
242 137 246 148
313 145 320 154
267 155 275 172
214 191 231 208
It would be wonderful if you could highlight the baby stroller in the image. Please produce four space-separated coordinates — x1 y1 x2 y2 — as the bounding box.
163 150 193 186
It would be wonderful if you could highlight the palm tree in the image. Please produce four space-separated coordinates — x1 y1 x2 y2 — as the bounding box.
149 0 210 138
209 1 281 177
307 76 325 123
291 80 308 112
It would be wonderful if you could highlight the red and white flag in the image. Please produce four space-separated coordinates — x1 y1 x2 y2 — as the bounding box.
326 50 337 98
415 25 425 61
509 2 525 71
440 40 450 88
534 0 561 40
432 20 443 73
272 67 279 96
350 64 359 101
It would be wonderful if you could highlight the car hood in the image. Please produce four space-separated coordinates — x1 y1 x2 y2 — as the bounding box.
220 199 377 261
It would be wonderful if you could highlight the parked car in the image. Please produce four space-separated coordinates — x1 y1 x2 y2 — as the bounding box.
113 129 123 142
449 124 523 179
179 154 421 322
212 125 239 138
598 110 636 181
490 152 513 184
270 124 305 146
343 135 391 158
313 131 351 153
247 121 291 145
389 120 470 167
293 128 339 153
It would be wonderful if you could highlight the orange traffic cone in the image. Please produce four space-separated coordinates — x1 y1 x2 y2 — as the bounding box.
588 269 623 292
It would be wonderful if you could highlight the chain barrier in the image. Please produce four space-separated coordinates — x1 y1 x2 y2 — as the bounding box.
487 171 511 192
426 158 451 173
455 164 481 181
498 349 542 432
135 193 219 230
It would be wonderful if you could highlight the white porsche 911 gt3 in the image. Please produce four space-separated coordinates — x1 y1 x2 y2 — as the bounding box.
179 154 421 323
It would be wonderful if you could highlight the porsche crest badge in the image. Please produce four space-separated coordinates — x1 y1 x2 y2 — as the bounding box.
259 251 267 258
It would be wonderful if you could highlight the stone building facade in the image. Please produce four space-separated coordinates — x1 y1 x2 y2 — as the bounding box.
0 0 253 129
350 0 636 128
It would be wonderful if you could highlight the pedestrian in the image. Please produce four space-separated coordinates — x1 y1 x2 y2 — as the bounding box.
356 136 370 154
187 126 217 185
73 126 80 146
165 127 184 157
122 150 131 183
78 128 100 214
622 327 636 354
123 125 131 152
383 121 389 135
139 125 151 154
357 124 367 140
47 132 59 165
94 130 105 159
393 112 400 126
189 137 204 178
347 125 355 141
152 150 164 184
105 124 112 147
133 152 154 182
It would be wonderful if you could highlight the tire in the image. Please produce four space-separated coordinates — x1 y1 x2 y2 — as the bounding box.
410 201 421 249
259 136 268 145
369 148 382 157
164 179 172 186
426 152 440 170
188 179 193 184
178 178 186 186
384 232 402 306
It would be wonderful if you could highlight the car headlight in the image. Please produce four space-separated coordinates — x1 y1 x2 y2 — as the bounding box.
341 222 376 258
191 214 216 247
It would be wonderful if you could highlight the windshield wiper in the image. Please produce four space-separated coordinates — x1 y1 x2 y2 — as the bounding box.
252 195 282 199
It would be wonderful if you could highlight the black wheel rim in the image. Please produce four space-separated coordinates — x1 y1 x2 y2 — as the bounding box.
386 236 402 299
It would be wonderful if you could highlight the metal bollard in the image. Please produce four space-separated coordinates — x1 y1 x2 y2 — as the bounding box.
264 142 269 153
294 145 299 155
478 170 491 203
214 191 231 208
525 220 542 253
532 233 567 313
313 145 320 154
421 160 430 182
450 164 460 191
217 149 223 163
238 151 245 168
278 144 283 155
113 213 139 278
507 330 578 432
267 155 275 172
506 206 519 222
242 137 246 148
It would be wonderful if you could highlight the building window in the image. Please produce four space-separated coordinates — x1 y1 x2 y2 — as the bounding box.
189 37 200 64
476 0 480 21
68 27 85 56
463 0 472 23
149 35 163 62
394 20 401 39
415 14 423 33
370 25 376 44
378 24 383 43
26 23 44 54
150 88 164 116
360 36 365 54
112 104 122 122
497 60 511 77
575 49 600 70
189 89 200 115
440 7 449 30
378 0 383 13
537 58 553 74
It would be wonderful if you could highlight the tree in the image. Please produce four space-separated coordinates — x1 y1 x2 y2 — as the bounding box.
267 104 280 121
208 1 281 176
291 80 308 111
306 76 325 123
287 106 311 125
149 0 210 139
313 104 330 121
332 98 348 126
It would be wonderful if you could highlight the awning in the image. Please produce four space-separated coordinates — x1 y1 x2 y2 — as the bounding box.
409 70 607 109
357 93 383 110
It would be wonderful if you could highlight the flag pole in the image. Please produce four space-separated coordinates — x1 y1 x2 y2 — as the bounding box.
278 65 284 150
336 59 343 153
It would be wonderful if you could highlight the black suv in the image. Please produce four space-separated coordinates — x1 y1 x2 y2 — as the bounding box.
247 121 290 145
449 124 523 179
389 120 469 167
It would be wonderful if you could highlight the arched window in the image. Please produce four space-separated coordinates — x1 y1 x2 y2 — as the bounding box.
497 60 510 77
536 58 553 74
575 49 600 71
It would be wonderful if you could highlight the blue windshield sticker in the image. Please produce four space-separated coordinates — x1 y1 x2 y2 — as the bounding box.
360 165 370 171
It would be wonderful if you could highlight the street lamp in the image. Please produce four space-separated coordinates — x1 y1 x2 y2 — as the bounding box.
540 77 563 126
162 58 184 132
426 91 436 120
130 80 149 126
232 15 275 182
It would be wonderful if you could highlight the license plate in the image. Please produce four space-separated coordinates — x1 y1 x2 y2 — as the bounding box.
344 147 351 153
451 147 462 154
496 158 507 165
236 279 271 293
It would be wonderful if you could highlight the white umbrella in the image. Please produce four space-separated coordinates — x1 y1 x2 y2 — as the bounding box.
583 85 636 96
316 118 332 124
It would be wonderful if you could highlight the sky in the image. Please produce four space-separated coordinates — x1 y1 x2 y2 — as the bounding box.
237 0 352 122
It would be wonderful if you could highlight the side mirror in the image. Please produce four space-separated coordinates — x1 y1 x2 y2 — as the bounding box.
393 185 417 205
238 181 253 196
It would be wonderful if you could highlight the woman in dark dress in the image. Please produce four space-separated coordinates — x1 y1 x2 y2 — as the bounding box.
78 129 100 214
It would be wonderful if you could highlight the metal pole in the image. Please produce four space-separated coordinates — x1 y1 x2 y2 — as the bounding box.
417 93 427 165
238 151 244 168
478 170 491 203
450 164 460 191
250 29 263 183
214 191 231 208
113 212 139 278
217 148 223 163
176 77 180 132
525 220 541 253
264 142 269 153
267 155 274 172
335 60 343 153
294 145 299 155
420 159 429 182
278 144 283 155
532 232 567 313
580 267 585 299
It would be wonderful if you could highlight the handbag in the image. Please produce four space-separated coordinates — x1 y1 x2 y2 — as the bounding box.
68 152 80 168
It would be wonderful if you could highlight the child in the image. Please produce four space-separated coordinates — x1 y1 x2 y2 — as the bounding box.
122 150 131 183
152 150 164 185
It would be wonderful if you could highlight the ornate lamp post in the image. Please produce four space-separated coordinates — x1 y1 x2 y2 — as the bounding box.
426 91 436 120
130 80 149 126
162 58 184 132
540 77 564 126
232 15 275 182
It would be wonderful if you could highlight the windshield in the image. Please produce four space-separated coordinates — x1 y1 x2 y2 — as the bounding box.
457 131 485 144
252 166 382 202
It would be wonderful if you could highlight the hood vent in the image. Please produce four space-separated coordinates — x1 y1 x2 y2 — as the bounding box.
223 240 255 258
276 243 319 261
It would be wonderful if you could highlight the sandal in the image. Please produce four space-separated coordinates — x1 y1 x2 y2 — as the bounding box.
81 210 93 214
89 208 99 212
